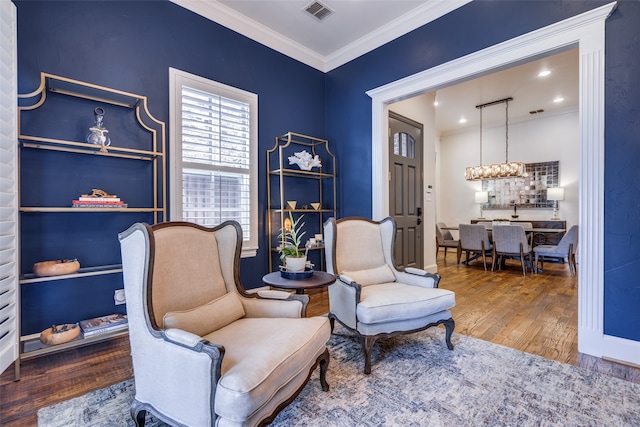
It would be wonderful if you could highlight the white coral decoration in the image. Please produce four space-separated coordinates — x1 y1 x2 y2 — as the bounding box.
288 150 322 171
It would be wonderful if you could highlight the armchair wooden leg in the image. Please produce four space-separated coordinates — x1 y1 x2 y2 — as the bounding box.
318 348 330 391
360 335 377 375
443 318 455 350
131 401 147 427
328 314 336 333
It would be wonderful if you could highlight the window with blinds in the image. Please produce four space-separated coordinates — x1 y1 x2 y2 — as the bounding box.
0 0 18 376
169 69 258 257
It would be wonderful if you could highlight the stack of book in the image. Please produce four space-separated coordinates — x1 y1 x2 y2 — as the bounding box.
79 313 128 337
72 194 127 208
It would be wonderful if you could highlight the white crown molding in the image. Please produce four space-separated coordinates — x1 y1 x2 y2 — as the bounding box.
170 0 326 71
325 0 472 71
170 0 471 73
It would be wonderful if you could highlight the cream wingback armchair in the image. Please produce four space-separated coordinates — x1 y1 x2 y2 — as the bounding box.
119 221 330 427
324 217 455 374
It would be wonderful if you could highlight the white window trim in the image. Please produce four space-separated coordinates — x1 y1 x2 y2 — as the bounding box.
169 68 258 257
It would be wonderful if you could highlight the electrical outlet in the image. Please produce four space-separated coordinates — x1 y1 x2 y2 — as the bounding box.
114 289 126 305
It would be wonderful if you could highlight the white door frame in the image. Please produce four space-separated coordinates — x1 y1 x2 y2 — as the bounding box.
367 2 640 363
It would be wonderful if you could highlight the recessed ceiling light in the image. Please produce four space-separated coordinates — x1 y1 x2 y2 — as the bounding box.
433 101 439 106
553 97 564 103
459 118 467 124
538 70 551 77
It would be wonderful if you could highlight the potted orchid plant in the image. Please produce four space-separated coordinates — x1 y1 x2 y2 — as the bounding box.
278 212 307 272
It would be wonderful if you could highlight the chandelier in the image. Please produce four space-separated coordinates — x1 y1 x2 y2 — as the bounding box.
465 97 525 181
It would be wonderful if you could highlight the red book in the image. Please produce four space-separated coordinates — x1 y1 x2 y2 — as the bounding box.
72 199 124 204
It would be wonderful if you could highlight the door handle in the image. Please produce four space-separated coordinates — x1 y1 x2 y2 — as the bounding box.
417 217 422 225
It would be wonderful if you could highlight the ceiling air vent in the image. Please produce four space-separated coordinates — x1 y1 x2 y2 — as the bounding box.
304 1 334 21
529 109 545 115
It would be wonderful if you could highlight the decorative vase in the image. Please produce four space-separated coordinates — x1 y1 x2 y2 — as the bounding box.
285 255 307 272
86 107 111 152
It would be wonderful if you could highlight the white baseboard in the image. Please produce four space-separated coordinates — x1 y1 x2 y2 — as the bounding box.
424 263 438 274
602 334 640 367
578 327 604 358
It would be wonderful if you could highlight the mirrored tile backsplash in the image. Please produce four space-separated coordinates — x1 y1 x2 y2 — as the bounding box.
482 161 559 209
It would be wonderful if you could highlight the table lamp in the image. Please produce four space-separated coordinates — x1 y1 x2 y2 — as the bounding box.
475 191 488 219
547 187 565 220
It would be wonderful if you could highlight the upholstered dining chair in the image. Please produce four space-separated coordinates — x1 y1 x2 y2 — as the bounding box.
436 222 459 261
516 222 534 245
324 216 456 374
457 224 493 270
491 224 534 275
119 221 330 427
534 225 579 276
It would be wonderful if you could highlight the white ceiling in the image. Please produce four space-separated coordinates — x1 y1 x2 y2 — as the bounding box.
432 48 579 134
170 0 578 134
170 0 471 71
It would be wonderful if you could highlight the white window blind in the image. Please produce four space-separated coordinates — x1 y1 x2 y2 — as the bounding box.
169 69 258 257
0 0 18 376
181 86 251 229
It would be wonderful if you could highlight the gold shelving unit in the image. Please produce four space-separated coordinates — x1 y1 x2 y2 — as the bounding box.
267 132 336 272
15 73 166 369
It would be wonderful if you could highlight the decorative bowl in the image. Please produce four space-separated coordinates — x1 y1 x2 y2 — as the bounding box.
40 323 81 345
286 200 297 210
310 202 321 210
33 259 80 277
281 267 314 280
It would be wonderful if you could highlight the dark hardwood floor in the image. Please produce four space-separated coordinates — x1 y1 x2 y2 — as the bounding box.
2 253 638 426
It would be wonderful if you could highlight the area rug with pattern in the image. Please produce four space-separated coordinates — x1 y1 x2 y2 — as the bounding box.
38 324 640 426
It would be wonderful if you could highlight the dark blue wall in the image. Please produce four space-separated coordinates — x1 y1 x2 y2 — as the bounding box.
16 0 640 344
15 0 325 333
325 0 640 343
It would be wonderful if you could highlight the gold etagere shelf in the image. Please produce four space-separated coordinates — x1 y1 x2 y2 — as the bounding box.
15 73 166 374
266 132 336 272
19 328 129 361
19 264 123 285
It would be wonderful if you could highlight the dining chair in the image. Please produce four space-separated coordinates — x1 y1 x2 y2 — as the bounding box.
516 222 533 245
457 224 492 270
476 221 493 241
533 225 579 276
436 222 459 261
491 224 534 275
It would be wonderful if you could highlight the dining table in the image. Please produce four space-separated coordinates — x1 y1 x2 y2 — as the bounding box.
442 224 566 272
440 226 566 234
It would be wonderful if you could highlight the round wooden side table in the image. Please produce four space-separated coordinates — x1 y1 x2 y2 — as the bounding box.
262 271 335 295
